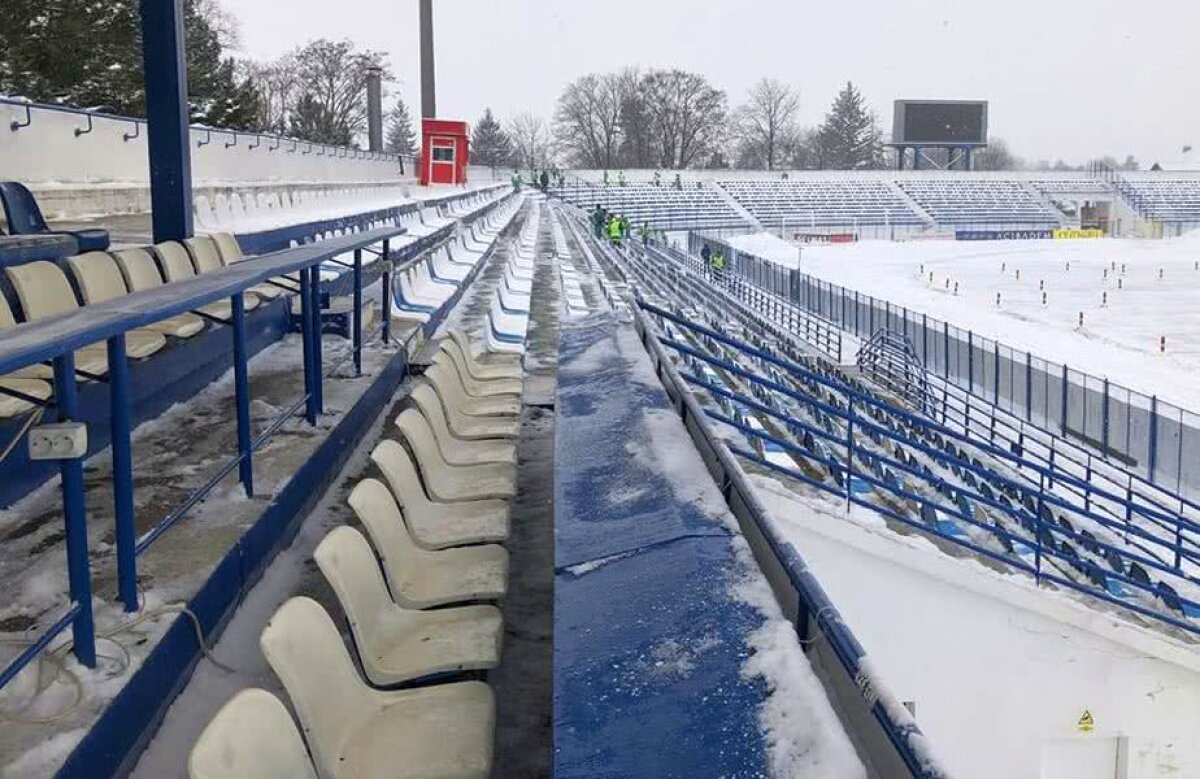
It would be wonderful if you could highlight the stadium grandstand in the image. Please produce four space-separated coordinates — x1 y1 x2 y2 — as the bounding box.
3 2 1200 779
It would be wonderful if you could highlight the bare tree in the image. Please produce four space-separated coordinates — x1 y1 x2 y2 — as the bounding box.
239 56 299 134
554 73 625 168
641 69 727 168
615 68 655 168
973 138 1024 170
290 39 391 144
507 112 550 170
733 78 800 170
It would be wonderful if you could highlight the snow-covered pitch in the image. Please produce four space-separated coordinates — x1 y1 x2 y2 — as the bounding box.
727 231 1200 412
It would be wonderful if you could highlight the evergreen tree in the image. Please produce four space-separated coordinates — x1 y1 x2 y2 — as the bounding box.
471 108 514 167
0 0 258 128
815 82 885 170
289 94 351 146
385 98 417 156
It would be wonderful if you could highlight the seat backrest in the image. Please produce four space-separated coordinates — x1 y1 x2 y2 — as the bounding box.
313 526 392 655
185 236 225 273
112 248 166 291
0 291 17 331
409 383 458 450
394 408 453 479
212 232 245 264
425 362 471 408
187 688 318 779
5 261 79 320
66 252 130 305
346 479 420 590
0 181 49 234
370 439 432 515
259 597 371 777
155 241 198 282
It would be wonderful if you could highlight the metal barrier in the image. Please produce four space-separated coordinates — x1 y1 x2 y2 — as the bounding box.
691 233 1200 502
0 189 513 694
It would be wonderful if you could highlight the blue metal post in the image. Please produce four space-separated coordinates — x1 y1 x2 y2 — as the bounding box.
967 330 975 393
231 294 254 496
1025 352 1033 422
381 239 392 344
943 321 950 380
309 266 324 414
1101 378 1110 454
845 396 855 508
1060 364 1069 434
299 268 317 425
1148 395 1159 482
353 248 364 376
54 354 96 666
993 343 1000 405
107 336 138 612
140 0 193 242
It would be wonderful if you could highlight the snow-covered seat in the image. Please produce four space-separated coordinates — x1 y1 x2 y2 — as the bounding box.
66 252 204 339
348 478 508 605
486 309 526 356
260 596 495 779
433 349 522 398
371 440 509 548
395 409 518 502
407 383 516 466
314 525 503 685
188 688 318 779
448 329 522 375
425 362 520 425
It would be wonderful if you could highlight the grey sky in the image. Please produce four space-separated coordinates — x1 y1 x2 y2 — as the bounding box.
228 0 1200 166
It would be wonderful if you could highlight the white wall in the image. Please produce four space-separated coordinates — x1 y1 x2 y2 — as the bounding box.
0 101 405 185
753 478 1200 779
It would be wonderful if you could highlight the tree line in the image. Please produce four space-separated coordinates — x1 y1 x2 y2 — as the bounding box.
0 1 1142 171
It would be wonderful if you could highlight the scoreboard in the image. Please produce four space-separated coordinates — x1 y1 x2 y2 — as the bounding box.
892 100 988 146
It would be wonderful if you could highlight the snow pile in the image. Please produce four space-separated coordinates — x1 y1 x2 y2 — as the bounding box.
724 231 804 270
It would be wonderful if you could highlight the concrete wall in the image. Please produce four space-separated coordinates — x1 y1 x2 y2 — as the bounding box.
0 100 406 185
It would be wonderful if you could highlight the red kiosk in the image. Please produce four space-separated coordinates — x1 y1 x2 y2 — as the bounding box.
420 118 470 185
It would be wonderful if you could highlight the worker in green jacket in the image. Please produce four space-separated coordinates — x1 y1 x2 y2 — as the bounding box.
710 249 727 280
608 213 624 246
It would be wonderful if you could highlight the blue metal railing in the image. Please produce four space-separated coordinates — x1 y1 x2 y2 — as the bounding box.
641 302 1200 637
0 188 512 695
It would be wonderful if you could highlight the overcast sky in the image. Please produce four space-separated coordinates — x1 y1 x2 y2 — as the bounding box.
228 0 1200 166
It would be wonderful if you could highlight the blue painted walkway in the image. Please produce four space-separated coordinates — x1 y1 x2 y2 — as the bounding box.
554 314 771 778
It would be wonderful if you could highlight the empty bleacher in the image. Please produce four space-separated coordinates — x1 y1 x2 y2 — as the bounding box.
718 179 925 227
1118 178 1200 221
896 179 1061 226
549 183 746 230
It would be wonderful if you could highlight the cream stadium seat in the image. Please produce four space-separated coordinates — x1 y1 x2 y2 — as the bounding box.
260 597 495 779
188 688 318 779
434 348 522 399
0 294 54 404
152 242 260 318
210 232 299 299
4 261 164 374
406 384 516 466
423 365 519 438
348 479 508 606
394 409 518 502
370 440 509 548
66 252 205 338
314 526 502 685
447 330 523 377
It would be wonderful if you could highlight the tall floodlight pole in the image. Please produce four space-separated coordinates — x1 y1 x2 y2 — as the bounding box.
419 0 436 118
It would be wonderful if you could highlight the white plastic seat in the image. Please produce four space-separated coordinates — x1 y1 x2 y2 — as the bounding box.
423 366 519 436
394 409 517 502
348 479 508 605
260 597 495 779
212 232 298 300
154 241 261 317
435 348 522 398
66 252 205 338
0 378 51 418
371 440 509 548
407 384 516 466
184 236 226 273
188 688 318 779
448 330 522 376
315 525 503 684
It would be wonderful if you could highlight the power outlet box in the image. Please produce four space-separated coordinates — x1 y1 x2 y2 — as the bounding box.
28 422 89 461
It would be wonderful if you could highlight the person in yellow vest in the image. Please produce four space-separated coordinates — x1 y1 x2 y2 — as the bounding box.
710 249 727 281
608 213 623 246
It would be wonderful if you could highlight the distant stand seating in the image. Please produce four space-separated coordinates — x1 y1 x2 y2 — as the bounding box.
719 179 924 228
550 183 746 230
896 179 1060 226
0 181 110 252
1119 179 1200 221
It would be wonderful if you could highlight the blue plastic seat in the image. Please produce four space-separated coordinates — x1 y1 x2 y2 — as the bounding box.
0 181 110 252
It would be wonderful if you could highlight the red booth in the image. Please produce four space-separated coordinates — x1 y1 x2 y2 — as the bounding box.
420 118 470 186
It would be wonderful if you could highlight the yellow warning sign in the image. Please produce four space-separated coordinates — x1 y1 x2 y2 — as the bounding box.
1077 710 1095 732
